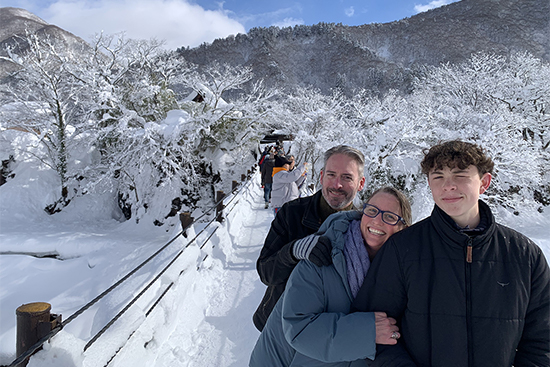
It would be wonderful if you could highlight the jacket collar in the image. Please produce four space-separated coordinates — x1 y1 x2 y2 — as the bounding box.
432 200 496 247
301 190 324 230
302 190 359 231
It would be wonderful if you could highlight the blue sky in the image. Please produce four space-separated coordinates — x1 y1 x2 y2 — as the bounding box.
0 0 460 49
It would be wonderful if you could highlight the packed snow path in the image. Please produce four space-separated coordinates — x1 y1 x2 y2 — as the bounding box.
98 175 271 367
138 180 270 367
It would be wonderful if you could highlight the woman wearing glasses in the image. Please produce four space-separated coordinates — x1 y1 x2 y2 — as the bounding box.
250 187 413 367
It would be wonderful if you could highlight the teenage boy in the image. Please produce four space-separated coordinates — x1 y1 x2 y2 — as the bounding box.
353 140 550 366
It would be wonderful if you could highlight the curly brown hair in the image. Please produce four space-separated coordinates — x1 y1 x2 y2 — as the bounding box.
420 140 494 176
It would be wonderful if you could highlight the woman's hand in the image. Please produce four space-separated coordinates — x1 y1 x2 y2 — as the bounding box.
374 312 400 345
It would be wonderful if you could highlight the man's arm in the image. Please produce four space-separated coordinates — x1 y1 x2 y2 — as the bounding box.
514 246 550 366
273 165 306 184
256 204 300 286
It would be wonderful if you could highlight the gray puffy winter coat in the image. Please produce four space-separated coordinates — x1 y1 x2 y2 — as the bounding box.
250 211 377 367
270 164 307 209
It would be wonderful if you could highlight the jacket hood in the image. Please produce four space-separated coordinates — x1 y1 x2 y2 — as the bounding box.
272 166 288 177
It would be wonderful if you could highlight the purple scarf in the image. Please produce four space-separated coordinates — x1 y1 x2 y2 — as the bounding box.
343 219 371 299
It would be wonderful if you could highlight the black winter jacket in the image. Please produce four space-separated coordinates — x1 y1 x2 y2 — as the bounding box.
253 190 324 331
261 158 275 186
353 200 550 367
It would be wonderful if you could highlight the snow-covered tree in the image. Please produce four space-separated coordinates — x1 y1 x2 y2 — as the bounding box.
77 34 192 223
277 52 549 215
2 33 548 225
100 61 277 223
267 86 353 182
414 52 550 213
0 32 97 212
0 32 191 220
342 89 429 202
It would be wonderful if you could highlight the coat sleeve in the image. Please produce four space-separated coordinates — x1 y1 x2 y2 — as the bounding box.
296 172 307 189
295 164 307 187
368 345 418 367
513 244 550 366
281 260 377 363
256 204 299 286
273 166 305 184
260 162 267 185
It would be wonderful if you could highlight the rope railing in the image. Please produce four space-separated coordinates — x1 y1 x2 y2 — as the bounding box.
7 166 258 367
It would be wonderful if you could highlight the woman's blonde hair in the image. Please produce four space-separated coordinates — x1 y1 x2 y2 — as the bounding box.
367 187 412 227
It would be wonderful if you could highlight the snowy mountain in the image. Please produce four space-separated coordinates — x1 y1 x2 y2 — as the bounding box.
177 0 550 95
2 0 548 95
0 7 92 80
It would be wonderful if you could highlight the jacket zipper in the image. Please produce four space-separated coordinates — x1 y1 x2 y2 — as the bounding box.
465 238 473 366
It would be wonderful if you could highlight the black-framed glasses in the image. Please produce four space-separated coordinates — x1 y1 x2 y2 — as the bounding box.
362 203 405 226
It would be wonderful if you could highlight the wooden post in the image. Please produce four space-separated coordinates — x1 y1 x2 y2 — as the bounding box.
232 180 238 192
16 302 61 367
179 212 194 238
216 191 225 222
241 174 246 182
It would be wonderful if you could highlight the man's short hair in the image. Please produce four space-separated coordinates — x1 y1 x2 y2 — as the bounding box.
421 140 494 176
323 145 365 177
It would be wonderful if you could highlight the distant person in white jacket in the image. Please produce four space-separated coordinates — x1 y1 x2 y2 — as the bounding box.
271 155 307 214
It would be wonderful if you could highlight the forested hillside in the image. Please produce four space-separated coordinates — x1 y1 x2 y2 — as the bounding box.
177 0 550 95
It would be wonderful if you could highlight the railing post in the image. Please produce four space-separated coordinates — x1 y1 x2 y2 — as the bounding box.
216 191 225 222
241 174 246 182
232 180 238 192
179 212 194 238
16 302 61 367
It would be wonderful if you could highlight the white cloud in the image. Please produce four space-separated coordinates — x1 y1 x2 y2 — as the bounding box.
345 6 354 17
272 17 304 28
41 0 246 50
414 0 457 13
239 5 303 29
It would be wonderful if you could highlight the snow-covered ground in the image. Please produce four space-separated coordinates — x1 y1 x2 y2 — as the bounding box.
0 161 271 366
1 160 549 367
